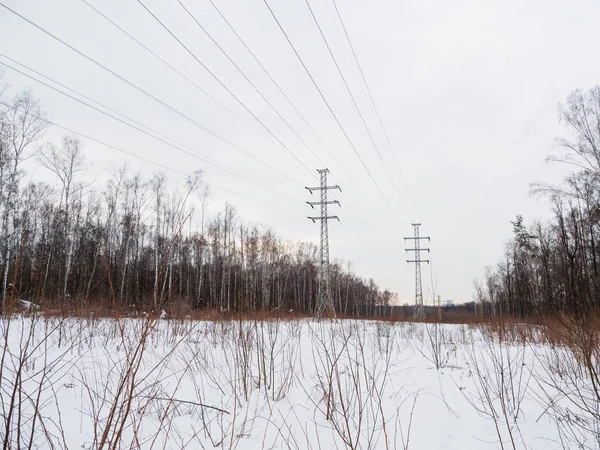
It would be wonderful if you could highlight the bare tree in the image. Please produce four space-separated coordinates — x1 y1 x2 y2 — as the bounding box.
0 91 46 311
481 86 600 317
39 136 85 302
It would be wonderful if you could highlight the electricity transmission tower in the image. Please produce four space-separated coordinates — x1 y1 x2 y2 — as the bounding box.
404 223 430 319
306 169 340 318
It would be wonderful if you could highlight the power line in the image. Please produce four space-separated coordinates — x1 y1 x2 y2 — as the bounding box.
262 0 404 226
1 53 380 240
206 0 376 233
302 0 413 222
135 0 315 175
0 2 411 304
0 1 390 240
0 3 311 187
0 56 301 202
133 0 382 237
331 0 419 218
79 0 292 160
0 99 300 215
207 0 346 174
82 0 373 224
175 0 327 169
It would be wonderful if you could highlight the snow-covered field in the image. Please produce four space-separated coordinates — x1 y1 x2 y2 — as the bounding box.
1 315 598 449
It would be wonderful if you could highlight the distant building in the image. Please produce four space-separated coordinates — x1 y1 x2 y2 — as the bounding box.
446 300 454 307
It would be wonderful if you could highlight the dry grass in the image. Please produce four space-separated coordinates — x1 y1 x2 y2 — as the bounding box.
2 300 600 449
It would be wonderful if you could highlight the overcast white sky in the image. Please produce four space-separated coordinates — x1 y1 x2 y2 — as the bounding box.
1 0 600 304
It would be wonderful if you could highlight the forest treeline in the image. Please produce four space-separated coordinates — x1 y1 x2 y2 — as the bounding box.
475 87 600 317
0 86 395 316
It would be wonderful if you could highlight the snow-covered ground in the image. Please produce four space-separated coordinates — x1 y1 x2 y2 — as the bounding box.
1 315 598 449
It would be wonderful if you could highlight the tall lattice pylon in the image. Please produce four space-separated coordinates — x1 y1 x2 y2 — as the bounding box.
404 223 430 319
306 169 341 318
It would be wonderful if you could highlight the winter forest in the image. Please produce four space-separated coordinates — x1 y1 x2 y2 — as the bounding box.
4 84 600 320
0 86 394 317
474 87 600 319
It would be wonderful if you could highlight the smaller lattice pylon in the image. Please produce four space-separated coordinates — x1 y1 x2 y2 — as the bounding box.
404 223 430 320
